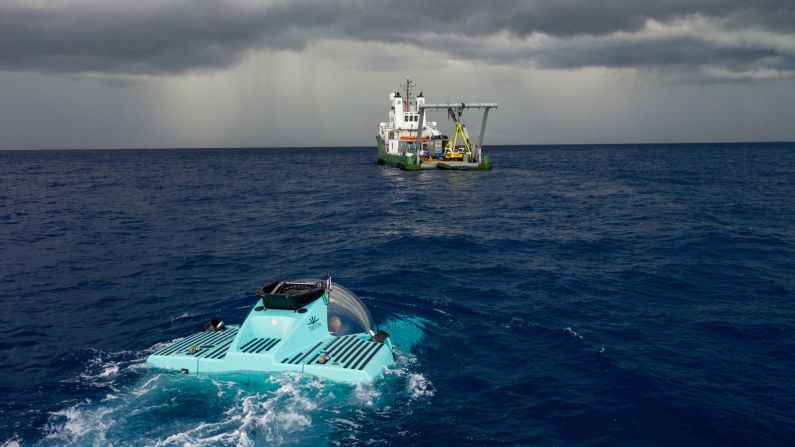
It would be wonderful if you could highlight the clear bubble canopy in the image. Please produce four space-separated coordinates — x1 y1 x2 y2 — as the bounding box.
327 282 372 335
299 279 372 335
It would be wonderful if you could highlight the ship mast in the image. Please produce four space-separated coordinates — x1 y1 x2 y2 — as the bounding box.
400 78 415 112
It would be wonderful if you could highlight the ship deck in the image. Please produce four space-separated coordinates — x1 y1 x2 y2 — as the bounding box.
147 328 391 381
150 328 241 360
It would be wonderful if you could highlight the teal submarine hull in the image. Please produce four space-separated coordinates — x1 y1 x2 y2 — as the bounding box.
147 280 394 382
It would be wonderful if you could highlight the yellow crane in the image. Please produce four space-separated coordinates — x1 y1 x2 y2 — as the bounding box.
443 108 472 161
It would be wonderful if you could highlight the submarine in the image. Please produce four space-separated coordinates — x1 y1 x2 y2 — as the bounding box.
147 279 394 382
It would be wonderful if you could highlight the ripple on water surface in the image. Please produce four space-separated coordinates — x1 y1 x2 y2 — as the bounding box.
0 144 794 446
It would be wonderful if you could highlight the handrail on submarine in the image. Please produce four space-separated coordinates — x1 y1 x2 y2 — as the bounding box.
415 103 498 165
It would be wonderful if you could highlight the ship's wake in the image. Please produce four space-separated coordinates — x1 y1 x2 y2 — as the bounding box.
30 316 432 447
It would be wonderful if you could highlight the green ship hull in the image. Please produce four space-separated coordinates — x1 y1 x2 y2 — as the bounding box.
377 136 492 171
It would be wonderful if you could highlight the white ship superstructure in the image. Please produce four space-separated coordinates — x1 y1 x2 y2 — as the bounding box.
378 80 443 157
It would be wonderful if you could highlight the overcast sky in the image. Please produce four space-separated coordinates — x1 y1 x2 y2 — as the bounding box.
1 0 794 149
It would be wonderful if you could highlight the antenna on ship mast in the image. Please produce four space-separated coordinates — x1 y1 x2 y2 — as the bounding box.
400 78 415 113
401 78 415 101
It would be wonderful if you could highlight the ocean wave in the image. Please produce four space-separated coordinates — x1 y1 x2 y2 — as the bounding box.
4 145 794 445
1 435 21 447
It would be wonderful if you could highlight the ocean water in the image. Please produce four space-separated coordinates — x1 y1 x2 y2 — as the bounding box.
1 143 793 446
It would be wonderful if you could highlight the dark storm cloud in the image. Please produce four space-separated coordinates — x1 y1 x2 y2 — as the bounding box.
1 0 794 79
0 1 304 74
534 37 791 71
502 0 795 37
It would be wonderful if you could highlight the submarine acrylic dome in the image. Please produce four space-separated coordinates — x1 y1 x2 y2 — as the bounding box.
147 280 394 382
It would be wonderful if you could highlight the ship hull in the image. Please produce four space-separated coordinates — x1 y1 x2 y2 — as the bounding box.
377 136 492 171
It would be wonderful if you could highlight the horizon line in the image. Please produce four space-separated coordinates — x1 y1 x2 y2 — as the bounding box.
1 141 793 151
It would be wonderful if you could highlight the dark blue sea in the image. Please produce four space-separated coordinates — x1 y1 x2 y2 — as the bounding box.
1 144 794 446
